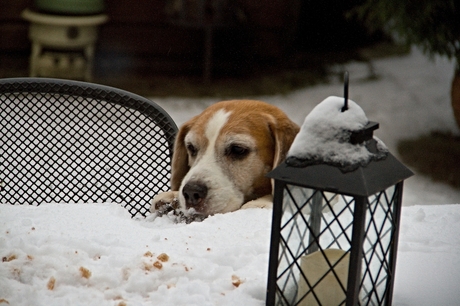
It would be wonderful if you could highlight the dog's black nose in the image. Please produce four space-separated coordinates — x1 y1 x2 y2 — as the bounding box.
182 182 208 208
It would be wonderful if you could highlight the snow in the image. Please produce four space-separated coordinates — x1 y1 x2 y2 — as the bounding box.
1 47 460 305
1 204 272 306
286 96 388 169
1 203 460 305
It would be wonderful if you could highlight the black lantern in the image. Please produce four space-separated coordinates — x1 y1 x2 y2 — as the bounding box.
266 79 413 306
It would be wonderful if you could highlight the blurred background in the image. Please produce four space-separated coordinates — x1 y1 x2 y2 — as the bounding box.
1 0 459 193
0 0 399 97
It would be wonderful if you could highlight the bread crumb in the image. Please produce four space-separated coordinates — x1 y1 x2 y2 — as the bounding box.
0 298 10 304
143 251 154 257
153 261 163 269
157 253 169 262
79 266 92 279
47 276 56 290
2 254 17 262
231 275 243 288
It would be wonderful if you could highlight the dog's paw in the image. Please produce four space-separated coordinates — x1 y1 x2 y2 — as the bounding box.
150 191 180 214
241 194 273 210
150 191 206 224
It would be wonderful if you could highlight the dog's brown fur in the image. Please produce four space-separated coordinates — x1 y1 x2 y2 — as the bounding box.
151 100 299 216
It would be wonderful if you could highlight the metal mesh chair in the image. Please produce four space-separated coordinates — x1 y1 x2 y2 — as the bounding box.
0 78 178 218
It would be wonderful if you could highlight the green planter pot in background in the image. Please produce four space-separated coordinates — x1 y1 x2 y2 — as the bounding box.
34 0 105 15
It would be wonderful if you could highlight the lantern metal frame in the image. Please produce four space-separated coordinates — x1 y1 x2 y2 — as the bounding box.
266 136 413 305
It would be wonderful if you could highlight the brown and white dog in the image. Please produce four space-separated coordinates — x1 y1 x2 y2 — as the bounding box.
150 100 299 216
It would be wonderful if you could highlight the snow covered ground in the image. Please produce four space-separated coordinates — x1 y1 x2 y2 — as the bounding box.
1 48 460 305
1 203 459 305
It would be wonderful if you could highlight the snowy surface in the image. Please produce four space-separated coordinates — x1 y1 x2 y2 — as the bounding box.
1 203 460 305
287 96 388 168
0 204 272 306
1 48 460 305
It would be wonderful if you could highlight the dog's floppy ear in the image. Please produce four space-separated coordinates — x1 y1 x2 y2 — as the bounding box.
269 116 300 169
170 120 194 191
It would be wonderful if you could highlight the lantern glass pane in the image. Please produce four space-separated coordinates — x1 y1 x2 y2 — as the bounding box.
274 183 402 305
275 184 357 305
360 184 401 305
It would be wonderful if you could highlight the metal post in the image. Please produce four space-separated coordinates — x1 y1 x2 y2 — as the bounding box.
385 182 404 306
346 196 367 306
307 191 322 254
266 180 285 305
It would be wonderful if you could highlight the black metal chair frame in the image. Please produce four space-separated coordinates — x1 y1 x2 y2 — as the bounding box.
0 77 178 218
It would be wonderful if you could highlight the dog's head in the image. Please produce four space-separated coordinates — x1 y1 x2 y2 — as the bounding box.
171 100 299 216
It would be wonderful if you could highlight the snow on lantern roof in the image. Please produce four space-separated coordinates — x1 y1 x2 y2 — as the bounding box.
286 96 388 172
268 95 413 196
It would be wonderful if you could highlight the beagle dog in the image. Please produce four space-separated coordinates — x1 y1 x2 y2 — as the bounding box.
150 100 299 217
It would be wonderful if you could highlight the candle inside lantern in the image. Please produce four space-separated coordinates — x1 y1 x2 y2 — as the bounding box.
297 249 349 306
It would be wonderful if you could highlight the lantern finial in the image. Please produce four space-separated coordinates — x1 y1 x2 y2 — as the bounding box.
342 71 349 112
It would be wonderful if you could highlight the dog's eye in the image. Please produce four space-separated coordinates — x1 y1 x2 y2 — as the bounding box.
186 144 198 157
226 144 250 159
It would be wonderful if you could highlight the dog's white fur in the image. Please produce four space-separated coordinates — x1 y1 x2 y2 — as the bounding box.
150 100 299 216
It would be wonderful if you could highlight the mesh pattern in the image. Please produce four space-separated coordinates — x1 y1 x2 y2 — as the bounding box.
360 186 400 305
274 184 400 305
0 78 178 218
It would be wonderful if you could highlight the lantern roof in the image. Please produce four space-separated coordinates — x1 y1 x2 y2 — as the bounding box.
268 148 413 196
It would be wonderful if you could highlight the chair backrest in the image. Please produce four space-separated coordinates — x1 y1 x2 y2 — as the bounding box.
0 78 178 218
